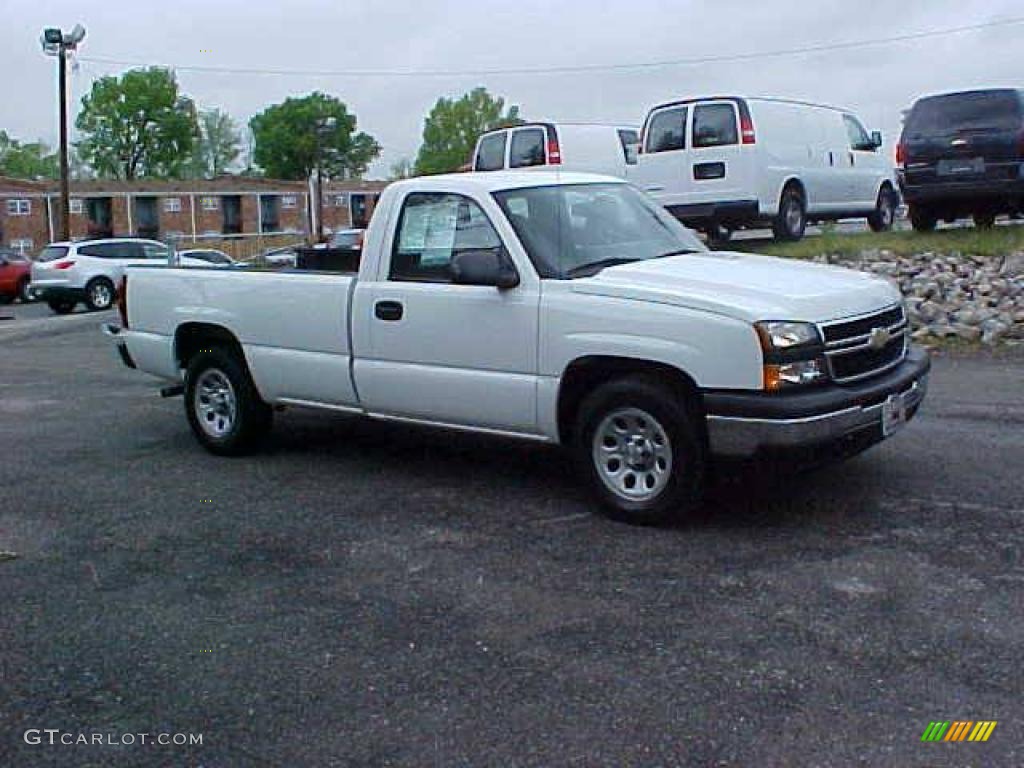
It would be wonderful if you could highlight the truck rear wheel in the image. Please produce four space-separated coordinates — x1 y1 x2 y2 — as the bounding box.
184 347 272 456
574 375 705 525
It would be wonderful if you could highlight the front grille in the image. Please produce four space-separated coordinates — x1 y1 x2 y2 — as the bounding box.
821 305 908 383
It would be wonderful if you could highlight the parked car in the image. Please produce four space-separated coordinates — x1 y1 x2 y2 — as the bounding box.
897 88 1024 231
633 96 898 242
0 247 34 304
328 228 365 250
105 171 929 525
261 245 299 268
472 122 640 178
177 248 236 267
31 238 211 314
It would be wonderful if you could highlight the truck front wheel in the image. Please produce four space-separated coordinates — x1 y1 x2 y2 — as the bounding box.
184 347 272 456
574 375 705 525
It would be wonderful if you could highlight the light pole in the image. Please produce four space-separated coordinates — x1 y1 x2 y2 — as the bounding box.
314 117 337 244
41 24 85 243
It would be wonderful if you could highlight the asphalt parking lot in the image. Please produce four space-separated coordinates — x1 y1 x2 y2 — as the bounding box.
1 316 1022 767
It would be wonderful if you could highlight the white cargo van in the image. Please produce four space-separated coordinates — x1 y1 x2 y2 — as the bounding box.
634 96 898 241
472 122 639 178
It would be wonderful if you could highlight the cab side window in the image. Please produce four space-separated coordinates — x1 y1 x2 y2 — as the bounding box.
645 107 687 153
843 115 874 151
390 193 502 283
475 133 507 171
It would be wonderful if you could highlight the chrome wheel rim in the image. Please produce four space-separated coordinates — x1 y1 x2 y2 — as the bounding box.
195 368 237 439
91 282 113 309
592 407 673 502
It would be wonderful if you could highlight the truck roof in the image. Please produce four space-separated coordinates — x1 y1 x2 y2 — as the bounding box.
392 170 626 194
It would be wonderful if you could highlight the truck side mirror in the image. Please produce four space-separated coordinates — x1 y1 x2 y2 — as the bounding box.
870 130 883 149
451 248 519 290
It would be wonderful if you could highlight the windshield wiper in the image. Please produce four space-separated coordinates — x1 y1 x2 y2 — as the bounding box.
565 257 640 278
654 248 699 259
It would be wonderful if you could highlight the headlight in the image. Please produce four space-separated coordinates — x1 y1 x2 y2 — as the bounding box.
764 359 827 390
754 320 827 390
755 321 821 350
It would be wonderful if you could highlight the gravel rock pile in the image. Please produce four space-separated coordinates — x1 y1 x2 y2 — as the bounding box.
811 250 1024 345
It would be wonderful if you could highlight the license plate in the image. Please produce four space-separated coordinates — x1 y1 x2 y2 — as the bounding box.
937 157 984 176
881 393 907 437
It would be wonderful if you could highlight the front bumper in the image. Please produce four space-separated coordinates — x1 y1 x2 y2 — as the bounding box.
704 347 930 458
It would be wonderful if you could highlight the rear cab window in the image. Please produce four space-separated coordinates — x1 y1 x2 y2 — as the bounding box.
692 103 738 148
475 132 508 171
644 107 687 153
509 128 546 168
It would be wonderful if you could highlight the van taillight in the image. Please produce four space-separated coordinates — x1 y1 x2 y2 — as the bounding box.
896 142 906 166
54 260 75 270
547 138 562 165
117 276 128 328
740 113 756 145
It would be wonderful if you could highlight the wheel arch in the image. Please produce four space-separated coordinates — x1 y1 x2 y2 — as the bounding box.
556 355 705 447
174 322 245 371
778 176 807 209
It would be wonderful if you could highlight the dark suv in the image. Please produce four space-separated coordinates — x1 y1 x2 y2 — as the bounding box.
897 88 1024 231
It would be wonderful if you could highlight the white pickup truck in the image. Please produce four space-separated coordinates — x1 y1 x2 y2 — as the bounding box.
105 171 929 524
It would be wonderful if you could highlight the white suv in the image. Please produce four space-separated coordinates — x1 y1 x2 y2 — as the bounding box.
31 238 207 314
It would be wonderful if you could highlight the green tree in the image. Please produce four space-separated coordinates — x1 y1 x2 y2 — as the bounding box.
414 87 522 175
75 67 198 179
0 131 58 179
249 92 380 180
189 108 242 178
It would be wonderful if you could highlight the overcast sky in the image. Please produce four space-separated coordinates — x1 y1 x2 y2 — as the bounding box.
2 0 1021 178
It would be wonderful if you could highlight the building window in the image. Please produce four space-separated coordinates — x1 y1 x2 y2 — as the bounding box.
10 238 33 253
164 197 182 213
201 196 219 211
280 195 298 209
6 199 31 216
69 198 84 215
334 194 348 207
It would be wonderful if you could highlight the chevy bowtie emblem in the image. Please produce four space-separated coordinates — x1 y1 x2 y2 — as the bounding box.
868 326 891 350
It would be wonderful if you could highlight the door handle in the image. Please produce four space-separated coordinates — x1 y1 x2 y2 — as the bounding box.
374 300 403 321
849 152 855 166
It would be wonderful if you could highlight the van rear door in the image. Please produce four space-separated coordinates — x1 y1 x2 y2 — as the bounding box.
686 100 752 210
635 104 689 206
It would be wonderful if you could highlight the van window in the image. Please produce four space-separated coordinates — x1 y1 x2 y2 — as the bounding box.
906 90 1023 135
509 128 546 168
693 104 738 148
843 115 874 151
475 133 507 171
645 107 687 153
618 129 639 164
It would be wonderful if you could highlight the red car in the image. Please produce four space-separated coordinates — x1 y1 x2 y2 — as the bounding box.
0 247 34 303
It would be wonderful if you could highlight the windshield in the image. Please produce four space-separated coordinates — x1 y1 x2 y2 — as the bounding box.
492 183 705 279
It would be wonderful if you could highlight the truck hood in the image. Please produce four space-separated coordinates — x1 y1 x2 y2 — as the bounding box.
570 251 901 323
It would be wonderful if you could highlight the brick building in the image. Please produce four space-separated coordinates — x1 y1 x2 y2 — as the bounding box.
0 175 387 254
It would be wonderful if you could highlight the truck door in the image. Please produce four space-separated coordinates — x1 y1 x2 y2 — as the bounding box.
354 190 541 434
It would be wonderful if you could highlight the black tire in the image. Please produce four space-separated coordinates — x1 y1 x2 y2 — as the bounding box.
0 293 13 305
772 185 806 242
84 277 116 312
868 187 897 232
973 212 997 230
574 374 705 525
18 278 35 303
908 205 937 232
47 299 76 315
184 347 273 456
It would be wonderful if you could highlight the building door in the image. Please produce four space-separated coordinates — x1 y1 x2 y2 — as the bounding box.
134 197 159 239
351 194 368 228
222 196 242 234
